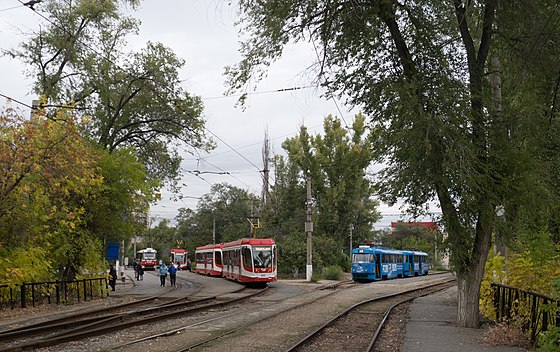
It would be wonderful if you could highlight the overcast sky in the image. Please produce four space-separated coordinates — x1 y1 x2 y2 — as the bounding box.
0 0 436 229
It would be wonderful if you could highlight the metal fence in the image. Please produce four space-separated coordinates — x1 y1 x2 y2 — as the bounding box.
0 278 108 310
492 283 560 342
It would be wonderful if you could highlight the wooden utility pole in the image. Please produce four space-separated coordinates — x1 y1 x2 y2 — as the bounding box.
305 174 313 281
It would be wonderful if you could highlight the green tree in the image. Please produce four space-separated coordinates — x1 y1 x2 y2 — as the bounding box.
85 148 154 251
259 154 306 242
192 183 260 244
383 223 437 259
0 108 104 282
7 0 213 188
276 232 306 278
281 114 380 253
225 0 558 328
143 219 176 260
174 207 201 256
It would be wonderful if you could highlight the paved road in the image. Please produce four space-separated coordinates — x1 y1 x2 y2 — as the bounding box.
111 267 245 298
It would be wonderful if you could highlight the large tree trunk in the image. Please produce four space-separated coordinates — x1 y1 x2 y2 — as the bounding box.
457 275 483 328
456 209 493 327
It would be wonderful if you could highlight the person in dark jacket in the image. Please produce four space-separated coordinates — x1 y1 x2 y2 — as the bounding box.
108 264 117 291
168 262 178 287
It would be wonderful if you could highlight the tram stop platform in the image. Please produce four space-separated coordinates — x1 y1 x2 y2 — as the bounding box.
402 286 529 352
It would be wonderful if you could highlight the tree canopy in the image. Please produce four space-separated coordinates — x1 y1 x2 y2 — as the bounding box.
0 108 104 282
7 0 213 188
226 0 560 328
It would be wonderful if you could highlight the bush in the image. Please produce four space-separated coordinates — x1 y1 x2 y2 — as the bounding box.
322 265 343 280
311 271 321 282
536 327 560 352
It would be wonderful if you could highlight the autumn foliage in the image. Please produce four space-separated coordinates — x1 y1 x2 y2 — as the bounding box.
0 108 104 284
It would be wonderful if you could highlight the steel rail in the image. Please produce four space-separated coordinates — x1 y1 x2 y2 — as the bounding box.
171 279 359 351
0 295 160 341
0 287 265 352
366 281 456 351
285 278 456 351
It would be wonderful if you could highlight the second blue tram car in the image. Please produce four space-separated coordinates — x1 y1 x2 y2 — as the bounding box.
351 246 429 282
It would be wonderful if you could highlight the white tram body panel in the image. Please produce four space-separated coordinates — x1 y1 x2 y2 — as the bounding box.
194 244 223 276
221 238 277 284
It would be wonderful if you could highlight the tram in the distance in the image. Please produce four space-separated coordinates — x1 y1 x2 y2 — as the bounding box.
137 247 158 270
170 248 190 270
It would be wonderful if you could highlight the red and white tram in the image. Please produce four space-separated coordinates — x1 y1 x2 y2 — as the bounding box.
137 247 157 270
194 243 223 276
170 248 190 270
221 238 277 285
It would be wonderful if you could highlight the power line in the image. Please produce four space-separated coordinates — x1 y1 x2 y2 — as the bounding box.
202 85 313 101
0 4 23 12
0 92 32 108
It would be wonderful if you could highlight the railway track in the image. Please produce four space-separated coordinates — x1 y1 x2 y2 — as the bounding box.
0 287 265 351
104 279 359 351
106 276 454 352
286 279 456 352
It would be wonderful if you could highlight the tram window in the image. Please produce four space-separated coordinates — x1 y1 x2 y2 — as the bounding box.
215 251 222 265
242 247 252 268
234 249 240 266
353 253 371 263
253 246 272 268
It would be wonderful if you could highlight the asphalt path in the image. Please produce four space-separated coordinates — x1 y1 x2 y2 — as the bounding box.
111 267 246 298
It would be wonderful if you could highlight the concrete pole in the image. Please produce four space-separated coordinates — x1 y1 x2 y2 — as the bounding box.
305 174 313 281
349 224 353 258
213 219 216 244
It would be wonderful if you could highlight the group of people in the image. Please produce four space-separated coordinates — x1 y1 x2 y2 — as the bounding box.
108 259 179 291
158 260 178 287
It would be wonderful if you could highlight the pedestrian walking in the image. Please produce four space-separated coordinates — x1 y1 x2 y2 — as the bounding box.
134 259 140 280
108 264 117 291
169 262 177 287
132 259 138 281
159 262 168 286
138 265 144 280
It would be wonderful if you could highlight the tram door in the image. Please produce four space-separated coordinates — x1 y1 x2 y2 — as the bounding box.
408 255 414 276
375 253 381 280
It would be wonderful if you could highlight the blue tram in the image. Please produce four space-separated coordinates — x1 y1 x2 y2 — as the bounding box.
351 246 428 282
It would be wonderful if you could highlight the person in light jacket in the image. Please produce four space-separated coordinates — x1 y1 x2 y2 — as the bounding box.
159 262 168 287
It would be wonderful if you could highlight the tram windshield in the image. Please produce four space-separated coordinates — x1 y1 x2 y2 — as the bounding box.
143 252 156 260
173 253 185 262
353 253 374 263
253 246 273 268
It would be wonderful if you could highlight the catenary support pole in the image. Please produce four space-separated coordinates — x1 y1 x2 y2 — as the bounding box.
306 174 313 281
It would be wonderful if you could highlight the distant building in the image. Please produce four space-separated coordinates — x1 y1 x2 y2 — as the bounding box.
390 221 438 231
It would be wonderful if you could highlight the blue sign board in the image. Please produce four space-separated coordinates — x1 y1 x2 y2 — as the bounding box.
107 242 119 260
